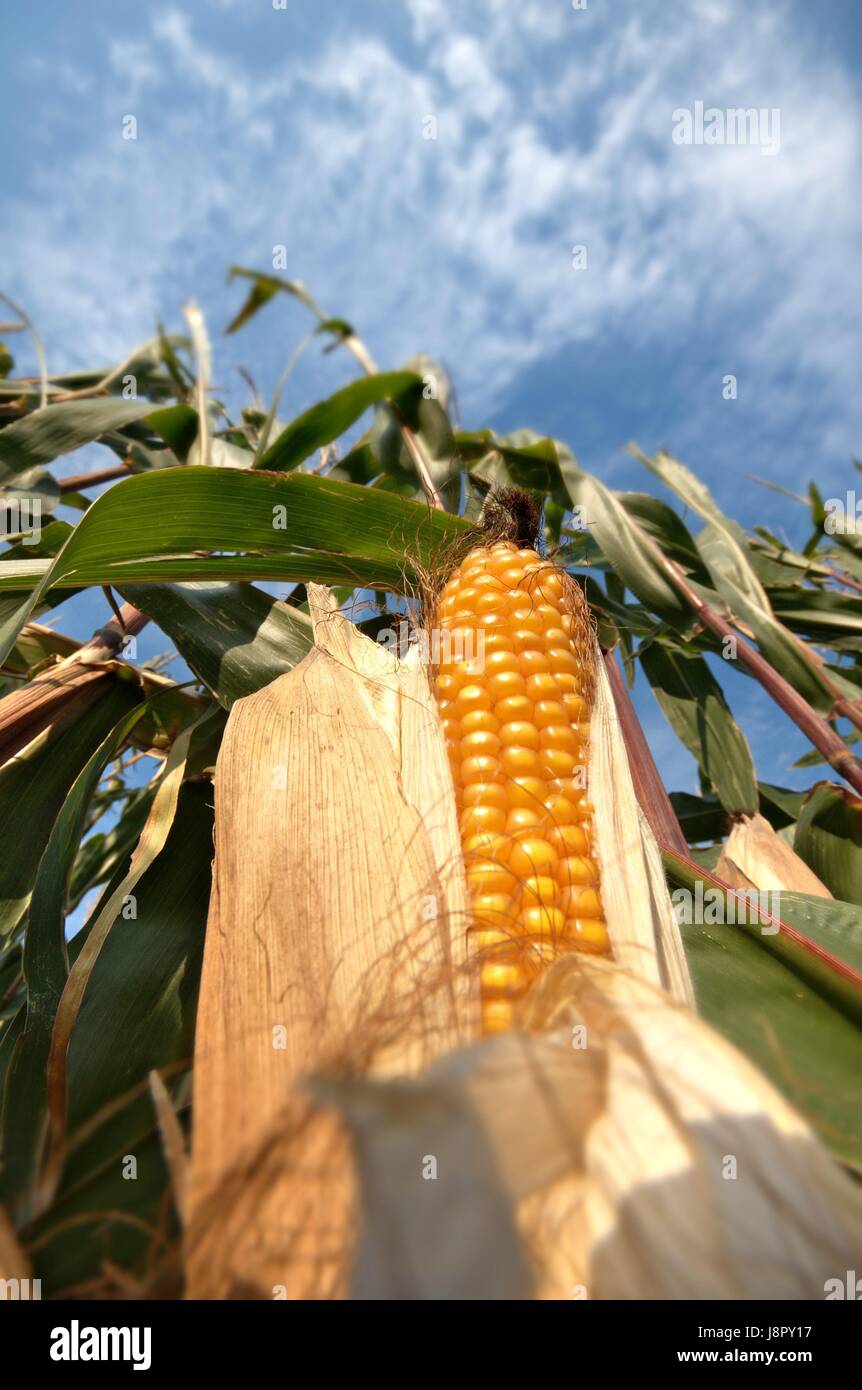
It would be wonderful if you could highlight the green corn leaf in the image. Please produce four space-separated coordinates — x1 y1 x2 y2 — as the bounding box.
0 399 157 482
0 468 470 662
257 372 422 472
639 642 758 815
794 784 862 907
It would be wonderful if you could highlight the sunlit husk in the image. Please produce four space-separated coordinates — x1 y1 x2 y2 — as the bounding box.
310 955 862 1299
717 811 832 897
588 641 694 1005
517 956 862 1299
186 586 473 1298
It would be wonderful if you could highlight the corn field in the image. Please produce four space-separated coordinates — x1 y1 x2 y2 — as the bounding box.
0 269 861 1304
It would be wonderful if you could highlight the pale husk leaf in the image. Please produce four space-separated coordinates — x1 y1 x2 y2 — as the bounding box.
589 641 694 1006
519 955 862 1298
320 954 862 1298
186 587 473 1298
716 811 832 897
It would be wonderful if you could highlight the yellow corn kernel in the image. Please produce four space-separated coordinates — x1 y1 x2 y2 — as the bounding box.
520 905 566 937
518 650 551 677
561 886 603 918
493 693 533 722
470 894 518 930
466 860 519 896
460 708 500 736
498 720 541 751
539 725 581 754
455 683 493 714
481 629 517 654
486 670 527 701
533 699 568 728
471 928 517 954
462 832 507 858
566 917 611 953
462 782 509 810
545 647 580 676
461 754 503 785
543 793 578 824
538 747 580 780
508 837 559 877
509 609 544 635
520 875 560 908
500 745 541 778
540 627 570 651
460 803 507 837
481 960 529 998
460 730 502 761
506 777 548 809
546 822 590 857
559 855 599 887
506 806 545 835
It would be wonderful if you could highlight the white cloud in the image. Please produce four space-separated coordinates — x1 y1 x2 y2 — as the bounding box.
3 0 860 483
108 38 161 93
152 9 268 123
436 36 508 120
25 55 92 97
405 0 448 44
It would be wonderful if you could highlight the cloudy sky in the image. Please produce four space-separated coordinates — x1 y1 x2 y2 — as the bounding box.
2 0 861 793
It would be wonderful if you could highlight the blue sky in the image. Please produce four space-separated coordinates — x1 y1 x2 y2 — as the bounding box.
2 0 861 798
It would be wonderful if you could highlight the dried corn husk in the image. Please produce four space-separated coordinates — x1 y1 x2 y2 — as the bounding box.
186 586 473 1298
321 955 862 1298
716 811 832 897
518 956 862 1298
0 628 201 768
589 645 694 1004
0 659 110 766
188 585 859 1300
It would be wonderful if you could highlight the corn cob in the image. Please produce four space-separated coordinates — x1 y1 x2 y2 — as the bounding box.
434 538 609 1033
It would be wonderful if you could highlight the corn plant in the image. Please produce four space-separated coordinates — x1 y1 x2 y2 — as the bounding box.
0 270 860 1298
